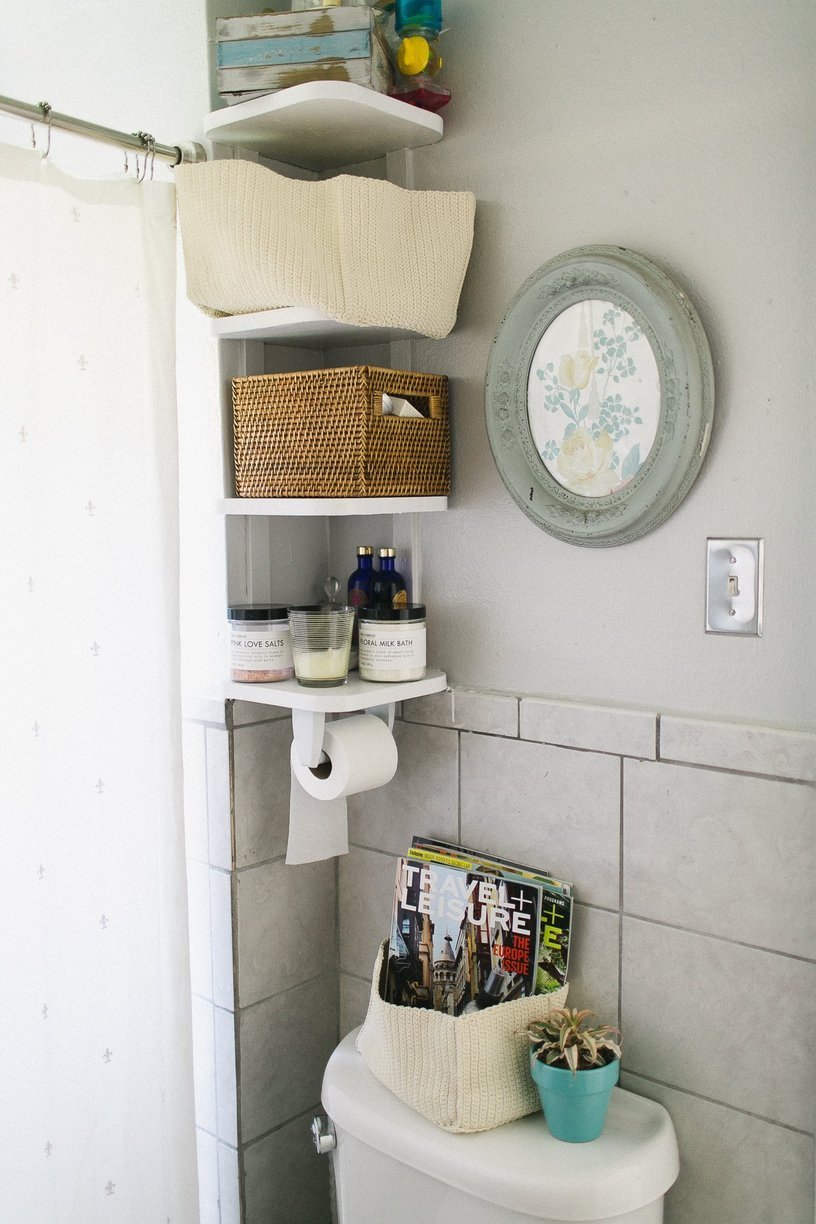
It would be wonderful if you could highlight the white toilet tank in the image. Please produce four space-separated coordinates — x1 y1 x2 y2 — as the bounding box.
320 1029 679 1224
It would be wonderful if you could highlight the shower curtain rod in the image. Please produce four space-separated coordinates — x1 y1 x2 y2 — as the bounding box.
0 94 205 165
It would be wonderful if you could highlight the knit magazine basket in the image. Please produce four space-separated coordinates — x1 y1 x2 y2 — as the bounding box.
232 365 450 498
175 160 475 340
356 941 569 1134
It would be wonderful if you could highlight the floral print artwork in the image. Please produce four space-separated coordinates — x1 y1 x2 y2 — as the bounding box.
527 299 660 497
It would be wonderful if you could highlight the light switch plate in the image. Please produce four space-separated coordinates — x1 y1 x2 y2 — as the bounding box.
705 538 763 635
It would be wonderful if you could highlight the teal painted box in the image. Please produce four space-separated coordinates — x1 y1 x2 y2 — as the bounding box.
215 6 392 102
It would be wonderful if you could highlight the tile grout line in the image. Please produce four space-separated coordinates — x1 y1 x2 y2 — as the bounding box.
623 1069 816 1137
242 1102 329 1151
238 969 338 1014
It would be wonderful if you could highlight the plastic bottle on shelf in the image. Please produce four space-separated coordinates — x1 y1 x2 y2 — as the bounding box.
387 0 451 113
371 547 408 608
347 545 375 668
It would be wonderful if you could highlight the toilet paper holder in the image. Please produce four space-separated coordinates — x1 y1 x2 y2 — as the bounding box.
292 703 396 768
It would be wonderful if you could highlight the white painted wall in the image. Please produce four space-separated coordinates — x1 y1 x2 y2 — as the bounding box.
12 1 808 730
406 0 814 728
0 0 207 139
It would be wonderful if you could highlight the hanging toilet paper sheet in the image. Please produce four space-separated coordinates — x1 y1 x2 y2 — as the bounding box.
286 714 399 863
286 775 349 865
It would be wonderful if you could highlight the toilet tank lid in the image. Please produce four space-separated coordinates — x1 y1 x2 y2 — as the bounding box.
322 1030 679 1222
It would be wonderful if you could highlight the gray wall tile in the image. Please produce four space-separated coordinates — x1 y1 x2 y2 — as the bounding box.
623 1074 815 1224
232 718 293 868
235 858 336 1008
398 690 455 728
243 1115 331 1224
520 698 657 759
661 716 816 783
460 732 621 908
230 700 289 729
239 975 339 1142
338 847 395 978
339 973 371 1038
347 721 458 855
621 917 816 1132
404 688 519 736
624 760 816 957
564 904 620 1027
225 688 816 1224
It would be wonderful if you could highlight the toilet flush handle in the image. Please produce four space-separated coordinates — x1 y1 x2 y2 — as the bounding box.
311 1114 336 1155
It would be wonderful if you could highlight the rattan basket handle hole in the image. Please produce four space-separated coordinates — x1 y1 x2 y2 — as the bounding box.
376 391 437 420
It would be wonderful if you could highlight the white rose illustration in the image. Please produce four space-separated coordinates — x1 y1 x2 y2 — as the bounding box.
556 428 618 496
558 350 598 391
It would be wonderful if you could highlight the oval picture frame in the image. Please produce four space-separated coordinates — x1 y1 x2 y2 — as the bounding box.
484 246 714 547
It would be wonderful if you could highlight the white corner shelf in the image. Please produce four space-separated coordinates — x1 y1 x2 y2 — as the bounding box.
220 495 447 516
204 80 443 171
212 306 425 348
225 667 446 713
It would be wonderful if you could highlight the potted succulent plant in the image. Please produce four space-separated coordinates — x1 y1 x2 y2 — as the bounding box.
526 1007 622 1143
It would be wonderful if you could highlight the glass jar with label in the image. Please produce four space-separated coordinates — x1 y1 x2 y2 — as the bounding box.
358 604 426 682
228 605 294 682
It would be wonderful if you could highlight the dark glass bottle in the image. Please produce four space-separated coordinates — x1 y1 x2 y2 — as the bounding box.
347 546 375 611
371 548 408 609
347 546 375 667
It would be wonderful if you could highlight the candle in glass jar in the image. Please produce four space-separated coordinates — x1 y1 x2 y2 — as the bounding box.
287 604 355 687
291 647 349 682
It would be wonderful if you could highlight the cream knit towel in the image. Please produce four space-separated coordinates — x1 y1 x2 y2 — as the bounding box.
356 941 569 1133
175 160 475 340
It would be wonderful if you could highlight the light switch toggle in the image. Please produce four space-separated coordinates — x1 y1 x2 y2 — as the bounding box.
706 539 763 635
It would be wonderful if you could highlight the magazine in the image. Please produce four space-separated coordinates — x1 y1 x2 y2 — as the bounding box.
411 835 572 895
409 837 573 993
386 855 543 1015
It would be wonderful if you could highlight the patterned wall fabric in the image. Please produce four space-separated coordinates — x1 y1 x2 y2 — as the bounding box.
0 142 198 1224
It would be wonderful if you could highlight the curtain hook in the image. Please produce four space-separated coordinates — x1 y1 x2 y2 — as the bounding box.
30 123 37 149
38 102 52 159
124 150 129 176
135 132 155 184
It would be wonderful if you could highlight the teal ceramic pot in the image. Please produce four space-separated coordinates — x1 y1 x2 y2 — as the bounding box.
530 1055 620 1142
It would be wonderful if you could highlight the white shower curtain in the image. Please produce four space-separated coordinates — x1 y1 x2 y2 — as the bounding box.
0 143 198 1223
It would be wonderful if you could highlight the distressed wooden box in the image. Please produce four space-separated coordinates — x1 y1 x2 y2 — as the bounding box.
215 6 392 104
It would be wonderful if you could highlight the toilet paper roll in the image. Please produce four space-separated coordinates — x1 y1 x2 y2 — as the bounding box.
290 713 399 801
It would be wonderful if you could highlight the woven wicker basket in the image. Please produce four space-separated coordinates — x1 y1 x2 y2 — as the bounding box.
232 366 450 498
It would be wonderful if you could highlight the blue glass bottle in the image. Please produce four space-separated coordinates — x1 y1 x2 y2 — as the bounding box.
347 546 375 667
348 546 375 610
371 548 408 608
